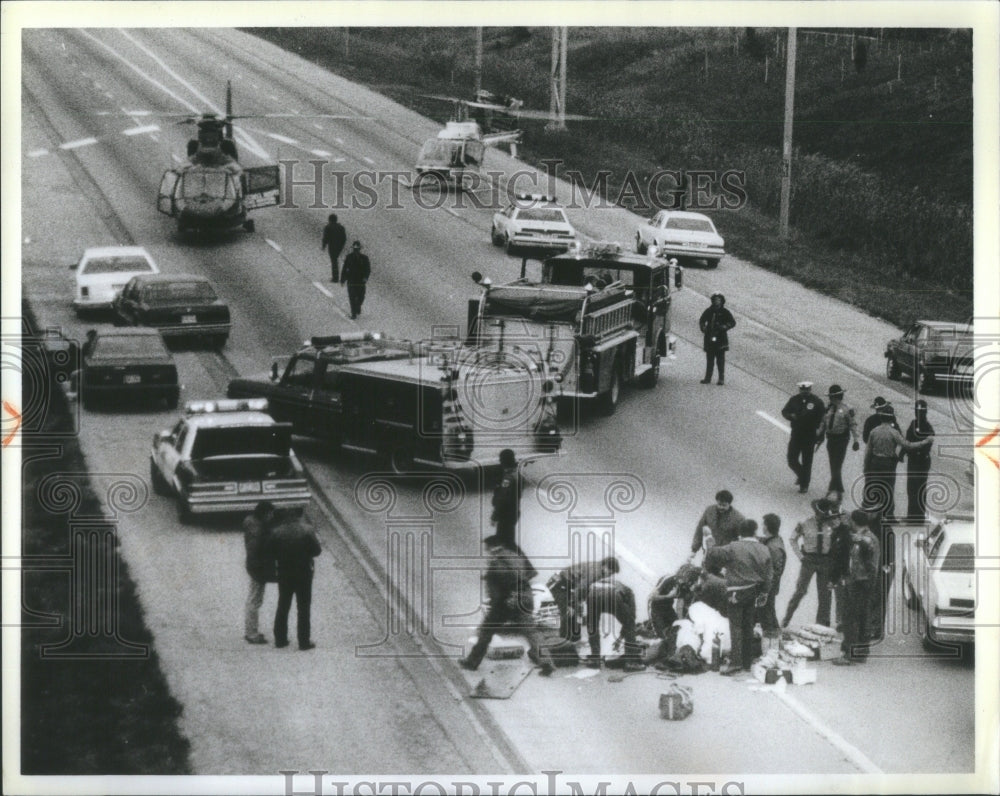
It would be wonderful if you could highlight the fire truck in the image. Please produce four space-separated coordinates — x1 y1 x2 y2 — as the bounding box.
466 243 683 414
227 332 561 473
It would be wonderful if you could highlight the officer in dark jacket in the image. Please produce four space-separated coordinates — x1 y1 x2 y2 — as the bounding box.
491 449 527 555
781 381 827 493
243 500 277 644
548 556 618 641
757 513 786 638
862 396 900 444
341 241 372 319
270 515 322 650
321 213 347 282
586 575 645 671
903 400 936 521
459 536 555 675
699 292 736 385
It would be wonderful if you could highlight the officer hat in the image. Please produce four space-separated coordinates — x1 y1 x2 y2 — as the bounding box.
710 292 725 303
871 396 887 409
915 399 928 411
828 384 844 397
351 240 362 249
797 381 813 390
811 497 841 518
877 403 896 416
499 448 517 467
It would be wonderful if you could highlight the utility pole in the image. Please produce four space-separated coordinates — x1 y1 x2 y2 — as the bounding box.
474 27 483 97
548 27 568 131
779 27 797 239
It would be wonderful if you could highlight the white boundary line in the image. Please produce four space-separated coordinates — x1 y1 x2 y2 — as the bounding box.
757 409 791 434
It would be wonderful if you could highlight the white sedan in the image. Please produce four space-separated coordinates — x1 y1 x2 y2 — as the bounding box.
635 210 725 268
71 245 160 314
491 195 577 257
902 514 976 649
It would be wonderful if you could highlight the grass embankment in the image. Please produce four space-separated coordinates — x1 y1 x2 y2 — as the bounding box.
20 304 190 773
248 26 973 327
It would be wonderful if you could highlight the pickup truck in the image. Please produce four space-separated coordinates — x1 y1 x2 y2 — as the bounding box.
885 320 974 394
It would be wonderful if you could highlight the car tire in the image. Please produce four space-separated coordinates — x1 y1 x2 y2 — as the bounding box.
886 355 900 380
177 501 193 524
211 334 228 350
384 442 416 474
639 354 660 388
243 219 255 233
491 225 504 246
917 367 936 395
635 234 648 255
82 391 95 412
705 258 720 269
598 358 621 416
150 459 171 496
901 567 919 610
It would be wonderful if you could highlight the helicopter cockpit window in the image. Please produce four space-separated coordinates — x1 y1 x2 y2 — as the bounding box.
418 140 456 165
179 171 234 200
464 141 485 166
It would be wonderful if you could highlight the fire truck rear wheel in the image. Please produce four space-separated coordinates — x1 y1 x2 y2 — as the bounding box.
598 360 621 415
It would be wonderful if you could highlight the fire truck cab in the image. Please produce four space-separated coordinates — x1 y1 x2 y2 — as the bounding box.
468 243 682 415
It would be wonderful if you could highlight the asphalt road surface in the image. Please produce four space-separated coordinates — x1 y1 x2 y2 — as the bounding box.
16 27 992 791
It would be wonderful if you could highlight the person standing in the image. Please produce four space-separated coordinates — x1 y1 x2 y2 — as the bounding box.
341 240 371 320
863 404 932 522
243 500 277 644
689 489 745 557
781 498 842 629
819 384 861 505
832 510 880 665
698 292 736 385
585 575 645 671
705 519 773 674
862 396 900 444
547 556 618 642
757 513 786 639
321 213 347 282
271 514 322 650
903 400 936 521
491 449 527 556
459 536 555 676
781 381 827 493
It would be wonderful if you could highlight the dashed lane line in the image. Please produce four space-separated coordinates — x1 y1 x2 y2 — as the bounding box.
756 410 791 434
60 137 98 150
265 238 281 252
312 281 333 298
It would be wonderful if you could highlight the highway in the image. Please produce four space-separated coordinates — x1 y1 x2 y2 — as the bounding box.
17 27 988 786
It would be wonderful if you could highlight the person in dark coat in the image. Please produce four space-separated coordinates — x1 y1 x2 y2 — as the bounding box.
863 404 932 523
585 575 645 671
757 513 786 638
491 449 529 560
705 519 773 674
547 556 618 642
832 510 880 665
321 213 347 282
862 396 900 444
689 489 745 555
271 515 322 650
699 292 735 385
781 381 827 493
459 536 555 675
243 500 277 644
903 400 936 521
341 240 371 319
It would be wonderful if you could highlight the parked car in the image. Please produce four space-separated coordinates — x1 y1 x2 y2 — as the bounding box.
635 210 725 268
71 246 160 314
491 194 577 257
112 273 231 348
70 327 180 411
901 514 976 650
149 398 311 522
885 320 974 394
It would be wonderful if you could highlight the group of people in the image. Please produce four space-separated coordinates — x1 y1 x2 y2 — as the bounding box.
243 501 322 651
321 214 371 319
782 382 935 521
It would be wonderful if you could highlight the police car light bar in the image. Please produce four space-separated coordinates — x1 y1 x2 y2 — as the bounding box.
309 331 382 347
580 241 623 258
514 193 557 203
185 398 269 415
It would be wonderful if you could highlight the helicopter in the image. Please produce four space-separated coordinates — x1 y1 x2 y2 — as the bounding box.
155 82 282 235
414 91 589 191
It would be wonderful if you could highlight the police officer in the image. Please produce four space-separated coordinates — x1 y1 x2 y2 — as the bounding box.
341 240 371 320
862 396 900 444
547 556 618 642
863 404 932 523
903 400 936 521
781 382 827 494
781 498 842 629
819 384 861 505
321 213 347 282
491 449 525 554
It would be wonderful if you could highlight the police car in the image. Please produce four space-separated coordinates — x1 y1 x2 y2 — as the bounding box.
149 398 311 522
635 210 725 268
491 194 577 256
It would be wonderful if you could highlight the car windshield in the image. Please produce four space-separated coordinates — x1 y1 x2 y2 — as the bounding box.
91 334 169 359
517 208 566 223
144 281 217 303
665 217 714 233
180 170 233 199
191 425 292 460
930 329 974 343
81 256 154 275
941 542 974 572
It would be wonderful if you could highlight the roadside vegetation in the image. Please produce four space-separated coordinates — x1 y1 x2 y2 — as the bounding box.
20 305 190 774
249 26 973 327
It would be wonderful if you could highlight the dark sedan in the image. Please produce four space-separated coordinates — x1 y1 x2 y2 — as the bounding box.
112 273 231 348
72 328 180 411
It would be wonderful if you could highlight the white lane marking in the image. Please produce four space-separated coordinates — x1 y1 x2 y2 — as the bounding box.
265 239 281 252
171 153 183 163
335 137 344 145
757 410 790 434
333 157 346 163
312 123 323 130
615 544 657 583
312 281 333 298
28 149 49 158
123 124 160 136
396 175 411 188
60 137 98 150
362 156 375 165
270 94 280 102
773 690 884 774
443 206 460 218
265 132 299 145
310 149 332 158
